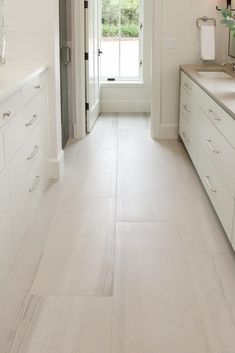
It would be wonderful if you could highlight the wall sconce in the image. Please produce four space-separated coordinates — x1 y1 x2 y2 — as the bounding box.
216 0 235 11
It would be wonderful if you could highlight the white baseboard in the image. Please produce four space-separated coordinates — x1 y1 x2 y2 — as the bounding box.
48 150 65 180
157 124 179 139
101 100 151 113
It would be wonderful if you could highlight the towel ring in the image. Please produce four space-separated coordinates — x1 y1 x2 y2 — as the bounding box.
196 16 216 29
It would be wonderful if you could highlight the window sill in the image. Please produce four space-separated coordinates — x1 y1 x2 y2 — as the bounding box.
100 81 145 88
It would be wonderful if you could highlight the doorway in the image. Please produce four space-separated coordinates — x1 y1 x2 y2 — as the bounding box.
72 0 154 140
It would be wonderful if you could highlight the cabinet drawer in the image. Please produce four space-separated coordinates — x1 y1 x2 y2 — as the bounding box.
21 73 46 106
198 146 234 241
179 113 198 167
180 86 202 132
200 113 235 198
4 90 46 162
0 132 5 173
8 123 42 199
0 173 10 226
195 87 235 149
180 71 198 98
0 91 21 128
0 216 14 288
12 161 44 248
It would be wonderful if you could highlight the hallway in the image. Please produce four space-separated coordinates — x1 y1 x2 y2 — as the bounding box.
2 113 235 353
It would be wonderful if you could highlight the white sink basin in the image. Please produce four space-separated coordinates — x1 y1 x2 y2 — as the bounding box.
198 71 232 79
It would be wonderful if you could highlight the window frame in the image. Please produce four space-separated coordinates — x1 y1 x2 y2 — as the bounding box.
100 0 144 83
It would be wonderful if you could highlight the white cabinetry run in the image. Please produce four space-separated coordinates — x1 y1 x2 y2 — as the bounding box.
179 70 235 250
0 64 49 288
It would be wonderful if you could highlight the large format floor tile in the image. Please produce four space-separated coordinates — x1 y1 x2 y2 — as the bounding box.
112 222 235 353
118 130 177 163
65 149 117 197
10 296 112 353
188 253 235 352
31 197 115 296
117 113 149 130
116 161 179 222
112 223 209 353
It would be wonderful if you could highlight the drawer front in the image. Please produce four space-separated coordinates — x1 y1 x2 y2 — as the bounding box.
180 86 202 133
4 90 46 162
0 132 5 173
198 146 234 241
0 172 10 226
0 216 14 288
8 123 42 199
179 113 198 167
21 73 46 106
200 113 235 198
180 86 193 122
195 87 235 149
181 71 198 97
12 161 44 248
0 91 21 128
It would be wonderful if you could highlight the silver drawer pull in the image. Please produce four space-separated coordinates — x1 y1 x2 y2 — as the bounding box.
183 104 191 114
27 145 39 161
25 114 39 127
3 111 11 119
35 85 41 91
208 109 221 122
28 176 40 193
206 140 220 154
204 176 217 193
184 83 192 90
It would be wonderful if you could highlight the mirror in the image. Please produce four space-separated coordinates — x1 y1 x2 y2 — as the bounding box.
228 30 235 58
0 0 5 65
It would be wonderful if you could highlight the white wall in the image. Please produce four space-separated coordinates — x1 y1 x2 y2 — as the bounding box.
4 0 63 178
151 0 230 139
101 0 152 113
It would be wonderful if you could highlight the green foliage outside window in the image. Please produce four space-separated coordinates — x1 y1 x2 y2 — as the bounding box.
221 8 235 37
102 0 140 37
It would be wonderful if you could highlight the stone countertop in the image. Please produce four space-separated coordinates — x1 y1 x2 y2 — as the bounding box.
180 65 235 120
0 62 49 103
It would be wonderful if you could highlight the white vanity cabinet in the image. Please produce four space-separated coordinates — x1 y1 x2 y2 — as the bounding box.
179 70 235 249
0 64 49 288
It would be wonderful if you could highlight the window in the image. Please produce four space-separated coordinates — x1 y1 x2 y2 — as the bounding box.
101 0 143 81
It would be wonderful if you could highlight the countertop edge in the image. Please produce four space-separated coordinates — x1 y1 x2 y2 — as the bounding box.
0 63 49 104
180 65 235 121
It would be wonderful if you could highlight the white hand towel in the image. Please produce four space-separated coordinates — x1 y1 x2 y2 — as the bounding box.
200 25 215 61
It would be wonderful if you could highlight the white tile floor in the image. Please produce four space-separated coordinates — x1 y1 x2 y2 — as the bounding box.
1 113 235 353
